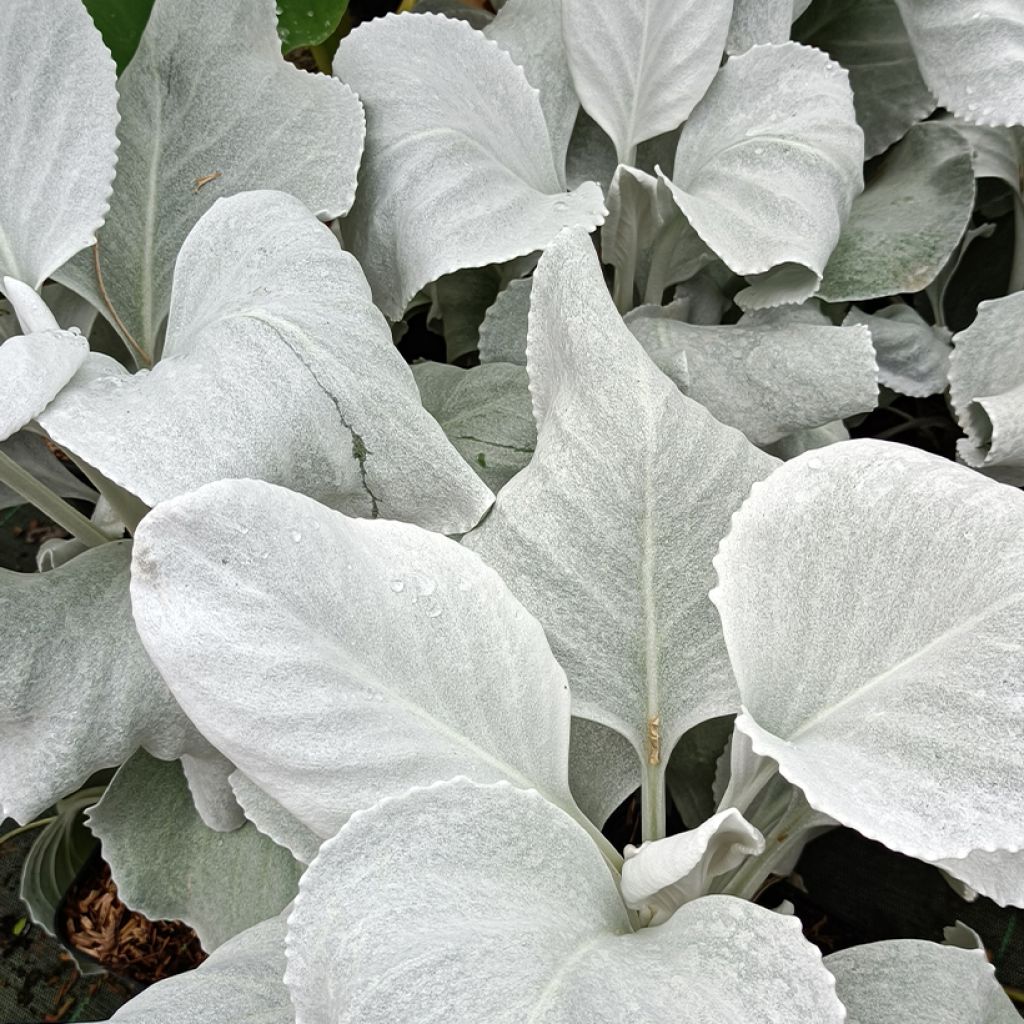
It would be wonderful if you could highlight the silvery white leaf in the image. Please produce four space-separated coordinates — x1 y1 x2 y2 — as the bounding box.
622 809 764 924
795 0 934 158
478 278 532 365
826 940 1020 1023
625 315 877 445
601 166 663 304
845 304 951 397
0 433 96 511
286 779 845 1024
56 0 364 360
107 915 291 1023
131 479 582 845
895 0 1024 128
933 848 1024 909
713 440 1024 863
561 0 733 163
818 123 975 301
0 0 119 288
621 313 691 395
738 301 832 329
484 0 578 178
943 921 986 950
87 751 302 951
179 751 246 832
569 717 640 830
665 715 735 826
727 0 811 52
0 541 210 823
669 273 731 325
945 120 1024 188
564 109 619 193
463 231 776 816
949 292 1024 475
40 282 99 338
0 329 88 442
230 769 322 865
764 420 850 460
3 277 59 334
336 13 604 320
664 43 863 309
42 191 492 533
412 362 536 492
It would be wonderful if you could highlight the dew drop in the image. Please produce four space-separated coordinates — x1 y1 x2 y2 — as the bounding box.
290 529 302 542
425 602 442 619
389 579 405 593
553 199 569 213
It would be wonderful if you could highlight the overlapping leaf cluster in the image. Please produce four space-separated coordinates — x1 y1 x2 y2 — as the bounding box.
0 0 1022 1020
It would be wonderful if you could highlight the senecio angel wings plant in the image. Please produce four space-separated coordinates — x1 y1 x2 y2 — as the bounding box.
1 0 1023 1018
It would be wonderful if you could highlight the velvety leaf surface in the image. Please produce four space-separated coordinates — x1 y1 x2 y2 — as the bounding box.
105 916 291 1023
713 440 1024 863
0 0 119 288
131 479 579 844
826 940 1020 1023
0 329 88 442
336 13 604 319
230 769 323 865
568 717 640 829
664 43 863 308
56 0 364 359
625 313 877 444
484 0 578 177
412 361 536 492
286 780 844 1023
88 751 302 951
464 230 776 782
895 0 1024 128
726 0 811 53
477 278 532 365
931 848 1024 909
845 304 951 398
0 541 209 823
948 292 1024 477
795 0 934 158
818 123 975 301
561 0 732 162
40 192 492 533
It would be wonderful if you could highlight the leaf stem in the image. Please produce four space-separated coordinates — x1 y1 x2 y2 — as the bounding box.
0 817 56 849
1010 196 1024 294
309 42 333 75
640 760 666 843
0 449 109 548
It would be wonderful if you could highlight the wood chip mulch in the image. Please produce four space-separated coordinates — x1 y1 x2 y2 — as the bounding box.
63 862 206 985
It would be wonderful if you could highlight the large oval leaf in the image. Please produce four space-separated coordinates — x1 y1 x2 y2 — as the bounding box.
663 42 863 308
40 191 492 533
464 230 776 835
713 440 1024 862
131 479 582 844
56 0 364 361
285 779 845 1023
0 0 119 288
335 13 604 320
